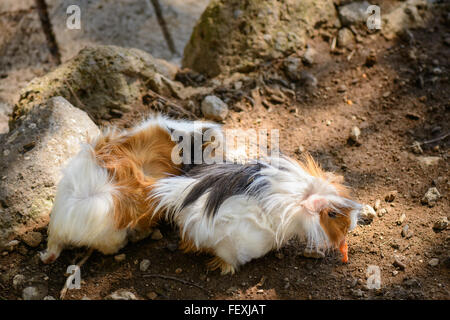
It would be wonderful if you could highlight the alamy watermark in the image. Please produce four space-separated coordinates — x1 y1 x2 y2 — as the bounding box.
66 5 81 30
366 5 382 30
66 265 81 290
169 123 280 167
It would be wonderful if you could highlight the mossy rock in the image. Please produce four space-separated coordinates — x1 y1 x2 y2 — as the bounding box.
11 45 179 128
183 0 337 77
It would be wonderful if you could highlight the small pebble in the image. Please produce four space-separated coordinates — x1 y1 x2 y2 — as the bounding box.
151 229 163 240
175 268 182 274
428 258 439 267
146 292 158 300
114 254 126 262
393 257 406 270
140 259 150 272
397 213 406 225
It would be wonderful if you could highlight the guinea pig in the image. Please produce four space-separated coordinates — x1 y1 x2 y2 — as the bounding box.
40 115 221 264
150 154 362 275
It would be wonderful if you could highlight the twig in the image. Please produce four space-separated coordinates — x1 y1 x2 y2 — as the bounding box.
143 273 208 293
147 0 178 55
60 248 93 300
414 132 449 146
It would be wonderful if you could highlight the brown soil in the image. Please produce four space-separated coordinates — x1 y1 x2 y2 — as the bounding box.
0 6 449 301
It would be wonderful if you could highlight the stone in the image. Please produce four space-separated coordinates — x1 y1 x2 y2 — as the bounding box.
338 1 371 26
417 156 441 167
393 257 406 270
114 254 126 262
21 232 42 248
428 258 439 267
337 28 355 48
373 199 381 211
106 289 138 300
348 126 361 146
146 291 158 300
302 47 316 66
378 208 388 217
385 191 397 203
421 187 441 206
13 274 26 290
303 248 325 259
43 296 56 300
360 204 376 221
201 95 229 121
175 268 183 274
283 57 302 81
11 45 182 125
299 71 318 88
381 0 431 40
140 259 151 272
397 213 406 226
22 286 47 300
3 239 19 252
0 97 99 242
351 288 364 298
433 217 448 232
183 0 337 77
151 229 164 241
401 225 413 238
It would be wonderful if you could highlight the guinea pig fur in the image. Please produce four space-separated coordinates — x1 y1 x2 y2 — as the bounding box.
40 115 221 264
150 154 362 275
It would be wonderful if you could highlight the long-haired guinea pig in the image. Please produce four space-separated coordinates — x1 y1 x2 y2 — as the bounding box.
150 154 362 275
40 115 221 263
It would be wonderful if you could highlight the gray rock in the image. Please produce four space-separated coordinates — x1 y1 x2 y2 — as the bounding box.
417 156 441 167
299 71 318 88
3 239 19 252
12 46 182 125
433 217 448 232
348 126 361 145
360 204 376 221
22 286 47 300
201 95 228 121
421 187 441 206
12 274 26 290
43 296 56 300
337 28 355 48
381 0 430 40
428 258 439 267
401 224 413 239
338 1 371 26
302 47 316 66
183 0 336 77
106 289 138 300
351 288 364 298
140 259 151 272
0 97 100 242
284 57 302 81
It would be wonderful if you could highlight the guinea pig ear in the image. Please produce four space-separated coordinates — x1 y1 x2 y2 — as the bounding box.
301 194 329 214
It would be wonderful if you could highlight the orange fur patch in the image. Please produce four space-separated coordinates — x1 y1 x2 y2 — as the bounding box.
94 125 182 230
299 153 350 198
319 206 352 248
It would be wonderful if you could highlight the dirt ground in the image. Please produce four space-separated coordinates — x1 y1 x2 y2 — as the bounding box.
0 5 449 300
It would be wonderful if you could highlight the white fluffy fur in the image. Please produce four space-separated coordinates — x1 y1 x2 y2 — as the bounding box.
40 115 219 263
151 157 361 272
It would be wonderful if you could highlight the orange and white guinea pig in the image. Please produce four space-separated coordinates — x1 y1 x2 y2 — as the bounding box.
150 154 362 275
40 115 221 264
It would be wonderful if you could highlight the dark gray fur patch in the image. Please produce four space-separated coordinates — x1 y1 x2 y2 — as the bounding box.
180 163 268 218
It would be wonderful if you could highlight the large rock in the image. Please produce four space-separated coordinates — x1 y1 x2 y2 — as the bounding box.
183 0 337 77
11 45 182 127
0 97 99 243
381 0 431 40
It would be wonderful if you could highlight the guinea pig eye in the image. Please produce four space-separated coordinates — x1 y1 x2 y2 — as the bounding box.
328 211 338 218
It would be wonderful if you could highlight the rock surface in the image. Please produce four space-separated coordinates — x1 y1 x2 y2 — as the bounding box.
0 97 99 243
201 95 229 121
11 45 181 126
183 0 337 77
